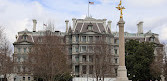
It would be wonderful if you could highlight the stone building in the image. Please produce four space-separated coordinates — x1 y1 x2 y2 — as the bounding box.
65 17 117 77
13 19 65 81
13 17 164 81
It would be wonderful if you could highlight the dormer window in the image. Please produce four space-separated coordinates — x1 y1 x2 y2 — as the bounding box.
149 35 155 42
88 25 93 30
23 35 27 40
87 23 93 31
150 37 155 42
22 33 28 40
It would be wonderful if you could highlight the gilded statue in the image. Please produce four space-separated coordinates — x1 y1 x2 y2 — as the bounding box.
116 0 125 18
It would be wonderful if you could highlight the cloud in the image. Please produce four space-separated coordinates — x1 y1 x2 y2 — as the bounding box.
126 0 167 7
0 0 167 44
159 25 167 42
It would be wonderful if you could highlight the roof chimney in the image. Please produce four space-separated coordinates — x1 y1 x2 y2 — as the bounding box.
137 21 144 34
65 20 69 33
33 19 37 32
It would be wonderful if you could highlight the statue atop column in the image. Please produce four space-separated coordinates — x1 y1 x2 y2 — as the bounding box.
114 0 131 81
116 0 125 18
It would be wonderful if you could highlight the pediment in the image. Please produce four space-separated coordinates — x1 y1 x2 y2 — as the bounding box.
13 41 33 45
80 31 102 35
19 41 32 44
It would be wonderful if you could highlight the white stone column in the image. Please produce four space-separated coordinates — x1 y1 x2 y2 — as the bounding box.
115 18 131 81
33 19 37 32
65 20 69 33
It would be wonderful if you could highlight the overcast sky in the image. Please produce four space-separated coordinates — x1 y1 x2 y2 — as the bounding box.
0 0 167 43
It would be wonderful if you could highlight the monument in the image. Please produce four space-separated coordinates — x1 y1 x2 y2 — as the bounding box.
115 0 131 81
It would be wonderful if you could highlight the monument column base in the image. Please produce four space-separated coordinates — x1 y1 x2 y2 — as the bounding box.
114 66 131 81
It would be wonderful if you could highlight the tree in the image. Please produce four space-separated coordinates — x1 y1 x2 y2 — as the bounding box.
26 31 70 81
163 44 167 81
93 37 114 81
125 40 155 80
0 27 13 81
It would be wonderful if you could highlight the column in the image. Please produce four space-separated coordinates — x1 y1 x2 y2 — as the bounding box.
115 18 130 81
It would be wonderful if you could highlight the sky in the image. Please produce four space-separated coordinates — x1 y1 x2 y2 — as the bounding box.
0 0 167 44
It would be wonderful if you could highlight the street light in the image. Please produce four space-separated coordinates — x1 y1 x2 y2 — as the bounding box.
133 75 135 81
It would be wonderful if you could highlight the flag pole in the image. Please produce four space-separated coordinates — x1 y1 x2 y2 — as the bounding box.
88 0 89 17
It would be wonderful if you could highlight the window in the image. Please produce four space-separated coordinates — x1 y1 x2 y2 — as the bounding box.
95 36 100 41
89 46 93 52
115 58 118 63
75 55 79 62
88 25 93 30
75 65 79 73
76 36 79 42
28 77 30 80
23 35 27 40
22 66 25 72
17 58 20 62
89 65 93 74
114 49 117 54
17 66 20 72
18 48 21 53
82 65 87 74
82 36 86 42
89 36 93 42
29 48 31 52
23 77 25 80
115 68 118 76
150 37 155 42
89 55 93 62
24 48 26 53
68 47 72 54
81 46 86 52
82 55 86 62
75 46 79 52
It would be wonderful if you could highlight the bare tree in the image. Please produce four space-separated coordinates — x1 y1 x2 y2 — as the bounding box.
0 27 13 81
93 36 114 81
26 31 70 81
150 43 167 80
163 43 167 81
150 45 164 80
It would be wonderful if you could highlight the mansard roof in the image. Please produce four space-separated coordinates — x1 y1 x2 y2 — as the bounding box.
74 23 106 33
72 17 110 34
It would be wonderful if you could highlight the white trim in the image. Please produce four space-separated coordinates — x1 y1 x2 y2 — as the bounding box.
74 22 78 32
80 22 85 33
31 35 34 42
96 23 101 33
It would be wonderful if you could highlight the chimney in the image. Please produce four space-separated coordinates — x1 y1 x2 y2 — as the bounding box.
33 19 37 32
107 21 112 31
65 20 69 33
72 18 76 30
137 21 144 34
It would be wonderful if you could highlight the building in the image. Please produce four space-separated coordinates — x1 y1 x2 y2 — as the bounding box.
13 19 65 81
65 17 117 77
13 17 164 81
